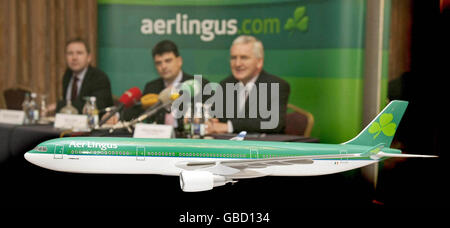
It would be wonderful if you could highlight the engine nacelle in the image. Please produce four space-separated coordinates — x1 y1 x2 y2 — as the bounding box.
179 171 229 192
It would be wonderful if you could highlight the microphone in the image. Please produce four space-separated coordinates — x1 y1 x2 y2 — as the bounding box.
102 93 159 112
130 79 201 125
135 93 159 108
115 80 199 132
129 87 179 125
99 87 142 126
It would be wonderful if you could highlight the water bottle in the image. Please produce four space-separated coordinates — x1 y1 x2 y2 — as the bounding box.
82 97 92 128
22 93 30 124
82 96 99 129
82 97 91 116
28 93 39 124
203 103 212 135
183 106 192 138
192 102 204 138
89 96 99 128
40 94 48 120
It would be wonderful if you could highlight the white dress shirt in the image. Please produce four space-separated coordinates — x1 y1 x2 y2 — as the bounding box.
163 70 183 128
227 74 259 133
65 67 88 101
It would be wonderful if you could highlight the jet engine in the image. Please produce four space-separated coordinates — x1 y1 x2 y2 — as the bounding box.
179 170 230 192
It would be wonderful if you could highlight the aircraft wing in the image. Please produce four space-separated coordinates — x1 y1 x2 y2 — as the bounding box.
220 153 361 168
175 153 361 176
175 149 436 177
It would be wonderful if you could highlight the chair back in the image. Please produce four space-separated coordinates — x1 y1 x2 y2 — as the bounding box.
3 87 31 110
285 104 314 137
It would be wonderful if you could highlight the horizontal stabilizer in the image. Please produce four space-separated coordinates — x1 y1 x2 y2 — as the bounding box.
360 143 385 158
376 152 437 158
360 143 437 159
230 131 247 141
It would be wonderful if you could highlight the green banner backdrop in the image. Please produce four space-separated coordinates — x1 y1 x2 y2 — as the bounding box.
98 0 391 143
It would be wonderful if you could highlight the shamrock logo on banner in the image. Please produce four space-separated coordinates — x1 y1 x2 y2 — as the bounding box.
284 6 309 35
368 113 397 139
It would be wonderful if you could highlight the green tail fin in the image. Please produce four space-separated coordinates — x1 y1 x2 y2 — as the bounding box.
344 100 408 147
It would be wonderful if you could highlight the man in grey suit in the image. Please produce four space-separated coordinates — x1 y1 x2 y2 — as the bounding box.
207 35 290 134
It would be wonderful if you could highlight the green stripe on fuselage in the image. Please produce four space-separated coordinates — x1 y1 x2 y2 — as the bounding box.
29 137 397 160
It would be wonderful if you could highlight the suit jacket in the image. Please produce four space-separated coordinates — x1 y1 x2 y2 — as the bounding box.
57 65 114 117
219 70 290 133
121 72 209 132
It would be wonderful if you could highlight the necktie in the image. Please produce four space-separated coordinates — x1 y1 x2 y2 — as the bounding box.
238 85 250 114
71 74 79 100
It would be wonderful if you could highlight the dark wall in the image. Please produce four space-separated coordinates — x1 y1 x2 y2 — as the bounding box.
389 0 446 160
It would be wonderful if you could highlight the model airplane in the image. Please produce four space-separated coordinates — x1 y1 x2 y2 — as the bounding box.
25 100 436 192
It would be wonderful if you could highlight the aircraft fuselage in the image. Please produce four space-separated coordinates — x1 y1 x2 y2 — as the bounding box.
25 137 397 177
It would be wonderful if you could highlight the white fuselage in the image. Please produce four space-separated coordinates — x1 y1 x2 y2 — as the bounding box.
24 153 377 177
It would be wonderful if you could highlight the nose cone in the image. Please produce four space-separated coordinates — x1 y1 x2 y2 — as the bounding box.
24 150 53 171
24 151 37 165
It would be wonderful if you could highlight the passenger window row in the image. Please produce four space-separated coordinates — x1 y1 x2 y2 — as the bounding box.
67 150 253 158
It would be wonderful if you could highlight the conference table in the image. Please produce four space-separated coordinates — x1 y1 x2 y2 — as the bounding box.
0 123 319 164
0 123 62 163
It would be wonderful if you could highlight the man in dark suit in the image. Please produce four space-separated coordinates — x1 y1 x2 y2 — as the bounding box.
121 40 208 132
54 38 113 116
207 35 290 134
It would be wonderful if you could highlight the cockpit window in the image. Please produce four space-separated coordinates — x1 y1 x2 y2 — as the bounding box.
34 146 48 152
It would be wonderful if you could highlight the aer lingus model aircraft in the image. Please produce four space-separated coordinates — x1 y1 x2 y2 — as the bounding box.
25 100 435 192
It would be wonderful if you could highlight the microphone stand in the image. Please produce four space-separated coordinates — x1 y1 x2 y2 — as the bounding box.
108 102 173 134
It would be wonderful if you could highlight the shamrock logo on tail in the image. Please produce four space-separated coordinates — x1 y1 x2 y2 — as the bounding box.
284 6 309 35
368 113 397 139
